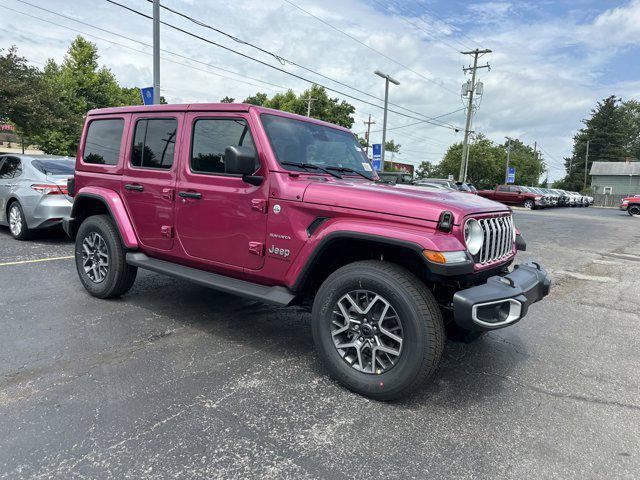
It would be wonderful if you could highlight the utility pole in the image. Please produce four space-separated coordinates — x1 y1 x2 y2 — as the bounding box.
583 139 590 190
458 48 491 182
152 0 161 105
363 115 376 157
374 70 400 170
505 137 512 184
303 93 317 117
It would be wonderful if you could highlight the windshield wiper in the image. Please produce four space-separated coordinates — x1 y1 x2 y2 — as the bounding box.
281 161 342 179
325 166 373 181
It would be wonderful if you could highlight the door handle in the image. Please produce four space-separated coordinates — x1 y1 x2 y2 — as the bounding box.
178 191 202 200
124 184 144 192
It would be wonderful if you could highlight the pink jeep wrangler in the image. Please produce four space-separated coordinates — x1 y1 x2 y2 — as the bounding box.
64 103 550 400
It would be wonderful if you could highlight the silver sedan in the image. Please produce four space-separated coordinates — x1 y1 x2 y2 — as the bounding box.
0 155 74 240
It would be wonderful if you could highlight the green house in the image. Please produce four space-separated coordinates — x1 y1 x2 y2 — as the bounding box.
589 161 640 195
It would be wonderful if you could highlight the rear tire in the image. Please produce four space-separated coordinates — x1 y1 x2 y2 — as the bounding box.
8 201 30 240
629 205 640 216
75 215 137 298
312 260 444 401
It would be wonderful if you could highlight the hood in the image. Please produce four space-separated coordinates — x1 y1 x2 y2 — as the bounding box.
303 179 510 224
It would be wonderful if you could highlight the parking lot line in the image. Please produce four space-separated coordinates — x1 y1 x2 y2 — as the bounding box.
0 255 74 267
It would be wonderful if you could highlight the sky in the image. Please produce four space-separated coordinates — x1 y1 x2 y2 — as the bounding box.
2 0 640 182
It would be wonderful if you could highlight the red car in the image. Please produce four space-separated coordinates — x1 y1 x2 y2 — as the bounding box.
477 185 544 209
620 195 640 215
63 103 550 399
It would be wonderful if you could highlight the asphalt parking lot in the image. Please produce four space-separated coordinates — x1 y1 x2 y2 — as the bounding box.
1 207 638 479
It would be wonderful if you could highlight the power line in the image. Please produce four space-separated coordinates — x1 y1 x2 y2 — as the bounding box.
144 0 460 129
8 0 290 93
0 15 281 97
356 107 465 136
281 0 459 96
104 0 462 131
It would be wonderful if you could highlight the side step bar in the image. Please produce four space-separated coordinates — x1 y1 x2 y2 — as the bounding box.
126 253 296 306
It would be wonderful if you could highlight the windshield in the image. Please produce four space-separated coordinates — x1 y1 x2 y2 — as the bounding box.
261 114 372 176
31 159 75 175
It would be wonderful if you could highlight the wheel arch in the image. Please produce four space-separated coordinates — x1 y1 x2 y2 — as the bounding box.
68 189 138 249
291 232 431 296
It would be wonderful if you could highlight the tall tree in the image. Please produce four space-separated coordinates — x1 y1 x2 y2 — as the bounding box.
242 85 356 128
35 36 142 154
556 96 635 191
385 139 401 153
424 135 544 188
0 46 55 148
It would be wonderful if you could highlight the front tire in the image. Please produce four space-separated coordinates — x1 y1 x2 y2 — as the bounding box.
75 215 137 298
629 205 640 216
8 201 30 240
523 199 534 210
312 261 444 400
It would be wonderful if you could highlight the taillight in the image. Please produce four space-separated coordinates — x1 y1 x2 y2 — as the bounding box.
31 184 68 195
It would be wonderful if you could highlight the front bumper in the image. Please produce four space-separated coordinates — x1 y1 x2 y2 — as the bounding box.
620 204 628 211
452 261 551 331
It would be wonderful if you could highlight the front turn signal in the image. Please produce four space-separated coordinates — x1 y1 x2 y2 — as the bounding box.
423 249 468 264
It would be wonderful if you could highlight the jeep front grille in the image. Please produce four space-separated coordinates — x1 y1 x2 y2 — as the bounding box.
477 215 514 264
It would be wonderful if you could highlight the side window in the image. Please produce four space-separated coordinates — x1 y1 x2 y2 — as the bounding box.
131 118 178 170
190 118 256 175
497 186 509 192
83 119 125 165
0 157 22 179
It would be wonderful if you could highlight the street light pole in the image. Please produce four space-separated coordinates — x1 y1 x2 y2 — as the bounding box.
152 0 161 105
374 70 400 171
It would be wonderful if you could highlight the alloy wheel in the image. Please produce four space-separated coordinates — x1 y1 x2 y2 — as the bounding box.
524 200 534 209
82 232 109 283
331 290 404 374
9 205 22 237
629 206 640 216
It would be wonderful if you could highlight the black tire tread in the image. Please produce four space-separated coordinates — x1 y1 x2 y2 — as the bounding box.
315 260 444 401
8 201 30 240
76 214 137 298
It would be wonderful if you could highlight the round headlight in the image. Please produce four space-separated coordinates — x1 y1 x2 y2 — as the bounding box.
464 218 484 255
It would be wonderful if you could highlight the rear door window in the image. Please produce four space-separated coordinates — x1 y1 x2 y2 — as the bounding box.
0 157 22 178
131 118 178 170
83 119 125 165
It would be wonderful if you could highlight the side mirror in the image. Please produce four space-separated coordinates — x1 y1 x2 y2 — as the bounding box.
225 146 256 175
224 146 263 186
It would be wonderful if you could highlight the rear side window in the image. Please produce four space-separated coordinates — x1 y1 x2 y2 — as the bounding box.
190 118 256 174
497 186 509 192
83 119 124 165
32 159 75 175
0 157 22 178
131 118 178 170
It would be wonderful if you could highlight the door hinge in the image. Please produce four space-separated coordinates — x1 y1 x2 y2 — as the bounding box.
251 198 268 213
161 225 174 238
248 241 264 256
